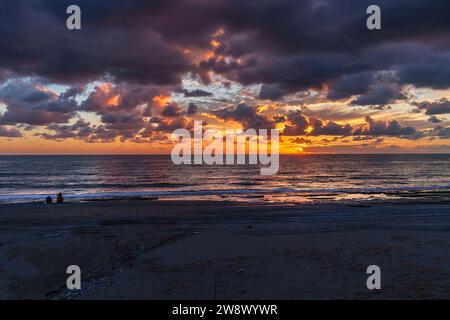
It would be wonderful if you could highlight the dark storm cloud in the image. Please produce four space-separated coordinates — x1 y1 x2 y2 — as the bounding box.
202 0 450 99
397 54 450 90
0 79 77 125
1 0 449 90
0 1 193 84
41 111 150 143
187 103 198 115
42 118 91 140
41 110 190 143
413 98 450 115
283 111 352 136
213 103 276 130
328 72 408 105
161 103 183 117
282 111 309 136
60 85 85 99
282 112 419 138
182 89 213 97
308 117 353 136
353 116 419 138
428 116 444 124
327 73 374 101
258 84 284 100
429 125 450 139
350 82 407 106
100 110 146 131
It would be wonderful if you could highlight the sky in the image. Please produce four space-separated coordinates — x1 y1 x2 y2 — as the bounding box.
0 0 450 154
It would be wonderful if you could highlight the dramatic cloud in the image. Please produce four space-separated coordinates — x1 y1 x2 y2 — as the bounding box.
353 116 419 138
282 112 419 139
328 72 409 106
327 73 375 101
214 104 276 129
308 117 353 136
42 118 92 140
0 0 449 93
152 116 194 133
0 1 193 85
258 84 285 100
282 112 309 136
283 111 352 136
398 54 450 90
429 125 450 139
413 98 450 115
0 79 77 125
81 83 166 114
290 137 312 145
0 125 22 137
161 103 184 117
428 116 444 123
187 103 198 115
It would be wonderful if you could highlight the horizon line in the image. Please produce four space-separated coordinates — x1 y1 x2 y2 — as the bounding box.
1 153 450 156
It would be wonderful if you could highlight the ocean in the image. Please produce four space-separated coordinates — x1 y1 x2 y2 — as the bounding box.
1 154 449 204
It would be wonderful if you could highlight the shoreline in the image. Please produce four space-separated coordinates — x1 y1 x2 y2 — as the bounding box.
1 199 450 299
1 186 450 206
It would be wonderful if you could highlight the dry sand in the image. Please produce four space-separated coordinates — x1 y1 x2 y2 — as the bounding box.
1 199 450 299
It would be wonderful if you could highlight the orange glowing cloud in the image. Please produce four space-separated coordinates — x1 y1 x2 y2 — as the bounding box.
211 40 221 48
106 95 120 107
256 105 270 114
152 94 171 107
182 31 225 64
203 50 215 60
99 83 113 93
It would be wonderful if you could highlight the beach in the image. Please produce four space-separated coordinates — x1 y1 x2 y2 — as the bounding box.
1 199 450 299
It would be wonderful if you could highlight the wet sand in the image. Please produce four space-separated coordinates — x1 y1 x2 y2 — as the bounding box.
1 199 450 299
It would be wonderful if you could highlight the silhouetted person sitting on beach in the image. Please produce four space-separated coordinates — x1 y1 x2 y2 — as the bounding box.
56 192 64 204
45 196 52 204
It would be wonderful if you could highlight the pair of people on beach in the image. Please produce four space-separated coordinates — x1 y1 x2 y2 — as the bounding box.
46 192 64 204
